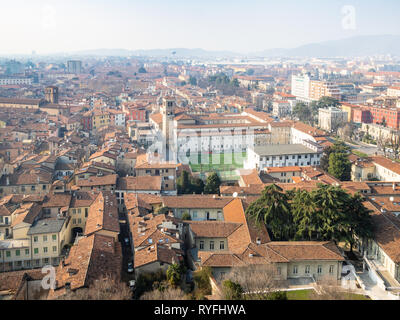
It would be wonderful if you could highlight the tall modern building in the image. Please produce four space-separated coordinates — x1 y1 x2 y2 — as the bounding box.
67 60 82 74
291 74 312 102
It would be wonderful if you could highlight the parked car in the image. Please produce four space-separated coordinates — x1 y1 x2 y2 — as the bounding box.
129 280 136 290
127 262 134 273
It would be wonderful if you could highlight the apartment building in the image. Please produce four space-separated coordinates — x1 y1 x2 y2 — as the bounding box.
244 144 322 171
309 80 341 101
26 217 72 269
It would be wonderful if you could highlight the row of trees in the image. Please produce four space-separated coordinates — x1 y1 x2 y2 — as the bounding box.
245 184 374 251
177 171 222 195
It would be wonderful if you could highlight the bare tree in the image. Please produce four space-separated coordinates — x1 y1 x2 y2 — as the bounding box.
310 279 368 300
56 275 132 300
338 123 355 142
140 287 188 300
223 265 285 300
386 134 400 160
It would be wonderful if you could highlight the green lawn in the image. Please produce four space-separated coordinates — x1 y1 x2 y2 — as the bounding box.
342 293 371 300
352 150 369 158
286 289 314 300
188 152 246 174
285 289 370 300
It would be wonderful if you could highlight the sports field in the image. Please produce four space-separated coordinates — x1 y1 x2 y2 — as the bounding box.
185 152 246 180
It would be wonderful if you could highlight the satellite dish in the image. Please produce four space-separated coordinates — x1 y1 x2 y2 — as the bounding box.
233 192 238 198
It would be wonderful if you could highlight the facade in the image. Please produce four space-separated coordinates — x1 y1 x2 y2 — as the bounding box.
318 107 348 132
272 101 292 118
244 144 322 171
0 77 32 85
291 74 312 101
309 80 341 101
25 217 72 269
387 86 400 97
67 60 82 74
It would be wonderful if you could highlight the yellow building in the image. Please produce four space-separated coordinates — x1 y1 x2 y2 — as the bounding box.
92 109 111 131
27 217 72 268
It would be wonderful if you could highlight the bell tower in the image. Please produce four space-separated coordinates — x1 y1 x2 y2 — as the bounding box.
161 96 175 161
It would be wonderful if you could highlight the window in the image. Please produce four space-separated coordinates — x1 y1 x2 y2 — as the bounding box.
43 247 48 253
276 267 281 275
6 251 11 258
78 218 82 224
293 265 298 274
33 236 38 243
34 248 39 255
85 208 88 217
305 265 310 274
317 265 322 274
210 241 214 250
43 235 47 242
72 209 76 214
329 265 334 274
25 249 29 255
52 235 57 241
44 258 49 264
16 250 20 256
72 219 76 224
199 241 204 250
53 246 57 252
220 241 225 250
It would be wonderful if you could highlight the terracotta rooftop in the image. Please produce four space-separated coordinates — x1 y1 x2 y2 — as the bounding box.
84 192 119 236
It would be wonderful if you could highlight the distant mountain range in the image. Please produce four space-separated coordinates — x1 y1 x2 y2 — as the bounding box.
58 35 400 58
255 35 400 57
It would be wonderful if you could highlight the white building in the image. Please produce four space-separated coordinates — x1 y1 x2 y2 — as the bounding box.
272 100 292 118
0 77 32 85
318 107 348 132
291 74 312 102
244 144 322 171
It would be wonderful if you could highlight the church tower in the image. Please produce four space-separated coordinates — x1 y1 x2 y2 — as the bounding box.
161 96 175 161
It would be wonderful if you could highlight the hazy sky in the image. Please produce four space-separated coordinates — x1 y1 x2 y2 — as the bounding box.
1 0 399 54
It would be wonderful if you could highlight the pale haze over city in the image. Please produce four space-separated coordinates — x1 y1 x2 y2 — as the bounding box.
1 0 400 54
2 0 400 310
